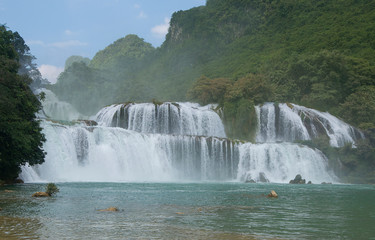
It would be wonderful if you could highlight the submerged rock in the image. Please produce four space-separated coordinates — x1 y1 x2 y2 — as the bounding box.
267 190 278 198
98 207 119 212
32 192 50 197
321 182 332 184
289 174 306 184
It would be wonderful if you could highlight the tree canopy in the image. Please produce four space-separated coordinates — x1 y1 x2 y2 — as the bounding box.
0 25 45 182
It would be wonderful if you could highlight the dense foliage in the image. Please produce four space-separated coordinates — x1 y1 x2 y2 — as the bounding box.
0 25 45 182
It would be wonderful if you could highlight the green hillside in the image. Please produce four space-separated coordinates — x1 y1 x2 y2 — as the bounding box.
52 0 374 112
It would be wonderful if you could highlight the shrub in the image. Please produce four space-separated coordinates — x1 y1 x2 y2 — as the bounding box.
45 183 59 196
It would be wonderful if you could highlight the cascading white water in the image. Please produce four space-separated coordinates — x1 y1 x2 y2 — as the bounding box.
95 102 226 138
236 142 337 183
37 89 83 121
22 94 363 183
256 102 363 147
20 120 237 182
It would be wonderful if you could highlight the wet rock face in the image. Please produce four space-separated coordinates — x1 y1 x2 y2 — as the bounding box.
289 174 306 184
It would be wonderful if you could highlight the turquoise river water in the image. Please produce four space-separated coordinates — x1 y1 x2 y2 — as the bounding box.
1 182 374 239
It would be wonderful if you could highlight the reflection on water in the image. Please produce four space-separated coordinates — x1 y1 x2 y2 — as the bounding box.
1 183 375 239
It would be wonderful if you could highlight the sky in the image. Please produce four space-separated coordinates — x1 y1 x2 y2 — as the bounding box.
0 0 205 83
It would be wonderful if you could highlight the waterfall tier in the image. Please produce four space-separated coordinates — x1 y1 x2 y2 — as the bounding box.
237 142 336 183
256 103 363 147
96 102 226 138
21 120 236 182
21 120 336 183
37 89 83 121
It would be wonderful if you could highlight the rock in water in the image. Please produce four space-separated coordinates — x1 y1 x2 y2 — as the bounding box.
289 174 306 184
14 179 24 184
245 178 256 183
98 207 119 212
259 172 270 183
32 192 50 197
267 190 278 198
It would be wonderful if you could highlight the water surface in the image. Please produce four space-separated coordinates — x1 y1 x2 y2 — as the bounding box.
1 182 374 239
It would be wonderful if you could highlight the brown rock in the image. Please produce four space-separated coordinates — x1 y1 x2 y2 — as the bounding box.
267 190 278 198
176 212 184 215
32 192 50 197
4 190 14 193
98 207 119 212
14 179 24 184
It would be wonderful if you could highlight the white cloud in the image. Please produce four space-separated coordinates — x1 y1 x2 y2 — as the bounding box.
38 65 64 84
49 40 87 48
64 30 74 36
151 18 170 38
138 10 147 19
133 3 140 8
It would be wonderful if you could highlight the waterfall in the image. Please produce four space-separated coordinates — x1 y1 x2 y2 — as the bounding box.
95 102 226 138
20 120 238 182
255 103 363 147
21 95 362 183
37 89 83 121
236 142 337 183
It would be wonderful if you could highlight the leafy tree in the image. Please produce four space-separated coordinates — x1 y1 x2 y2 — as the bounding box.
339 86 375 129
0 25 45 182
187 75 231 105
225 73 275 104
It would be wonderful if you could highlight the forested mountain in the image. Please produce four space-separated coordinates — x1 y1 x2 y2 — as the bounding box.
52 0 375 124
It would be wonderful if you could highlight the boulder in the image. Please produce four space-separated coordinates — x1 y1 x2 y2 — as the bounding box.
258 172 270 183
14 179 24 184
289 174 306 184
267 190 278 198
98 207 119 212
307 181 312 184
32 192 50 197
245 179 256 183
245 175 256 183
